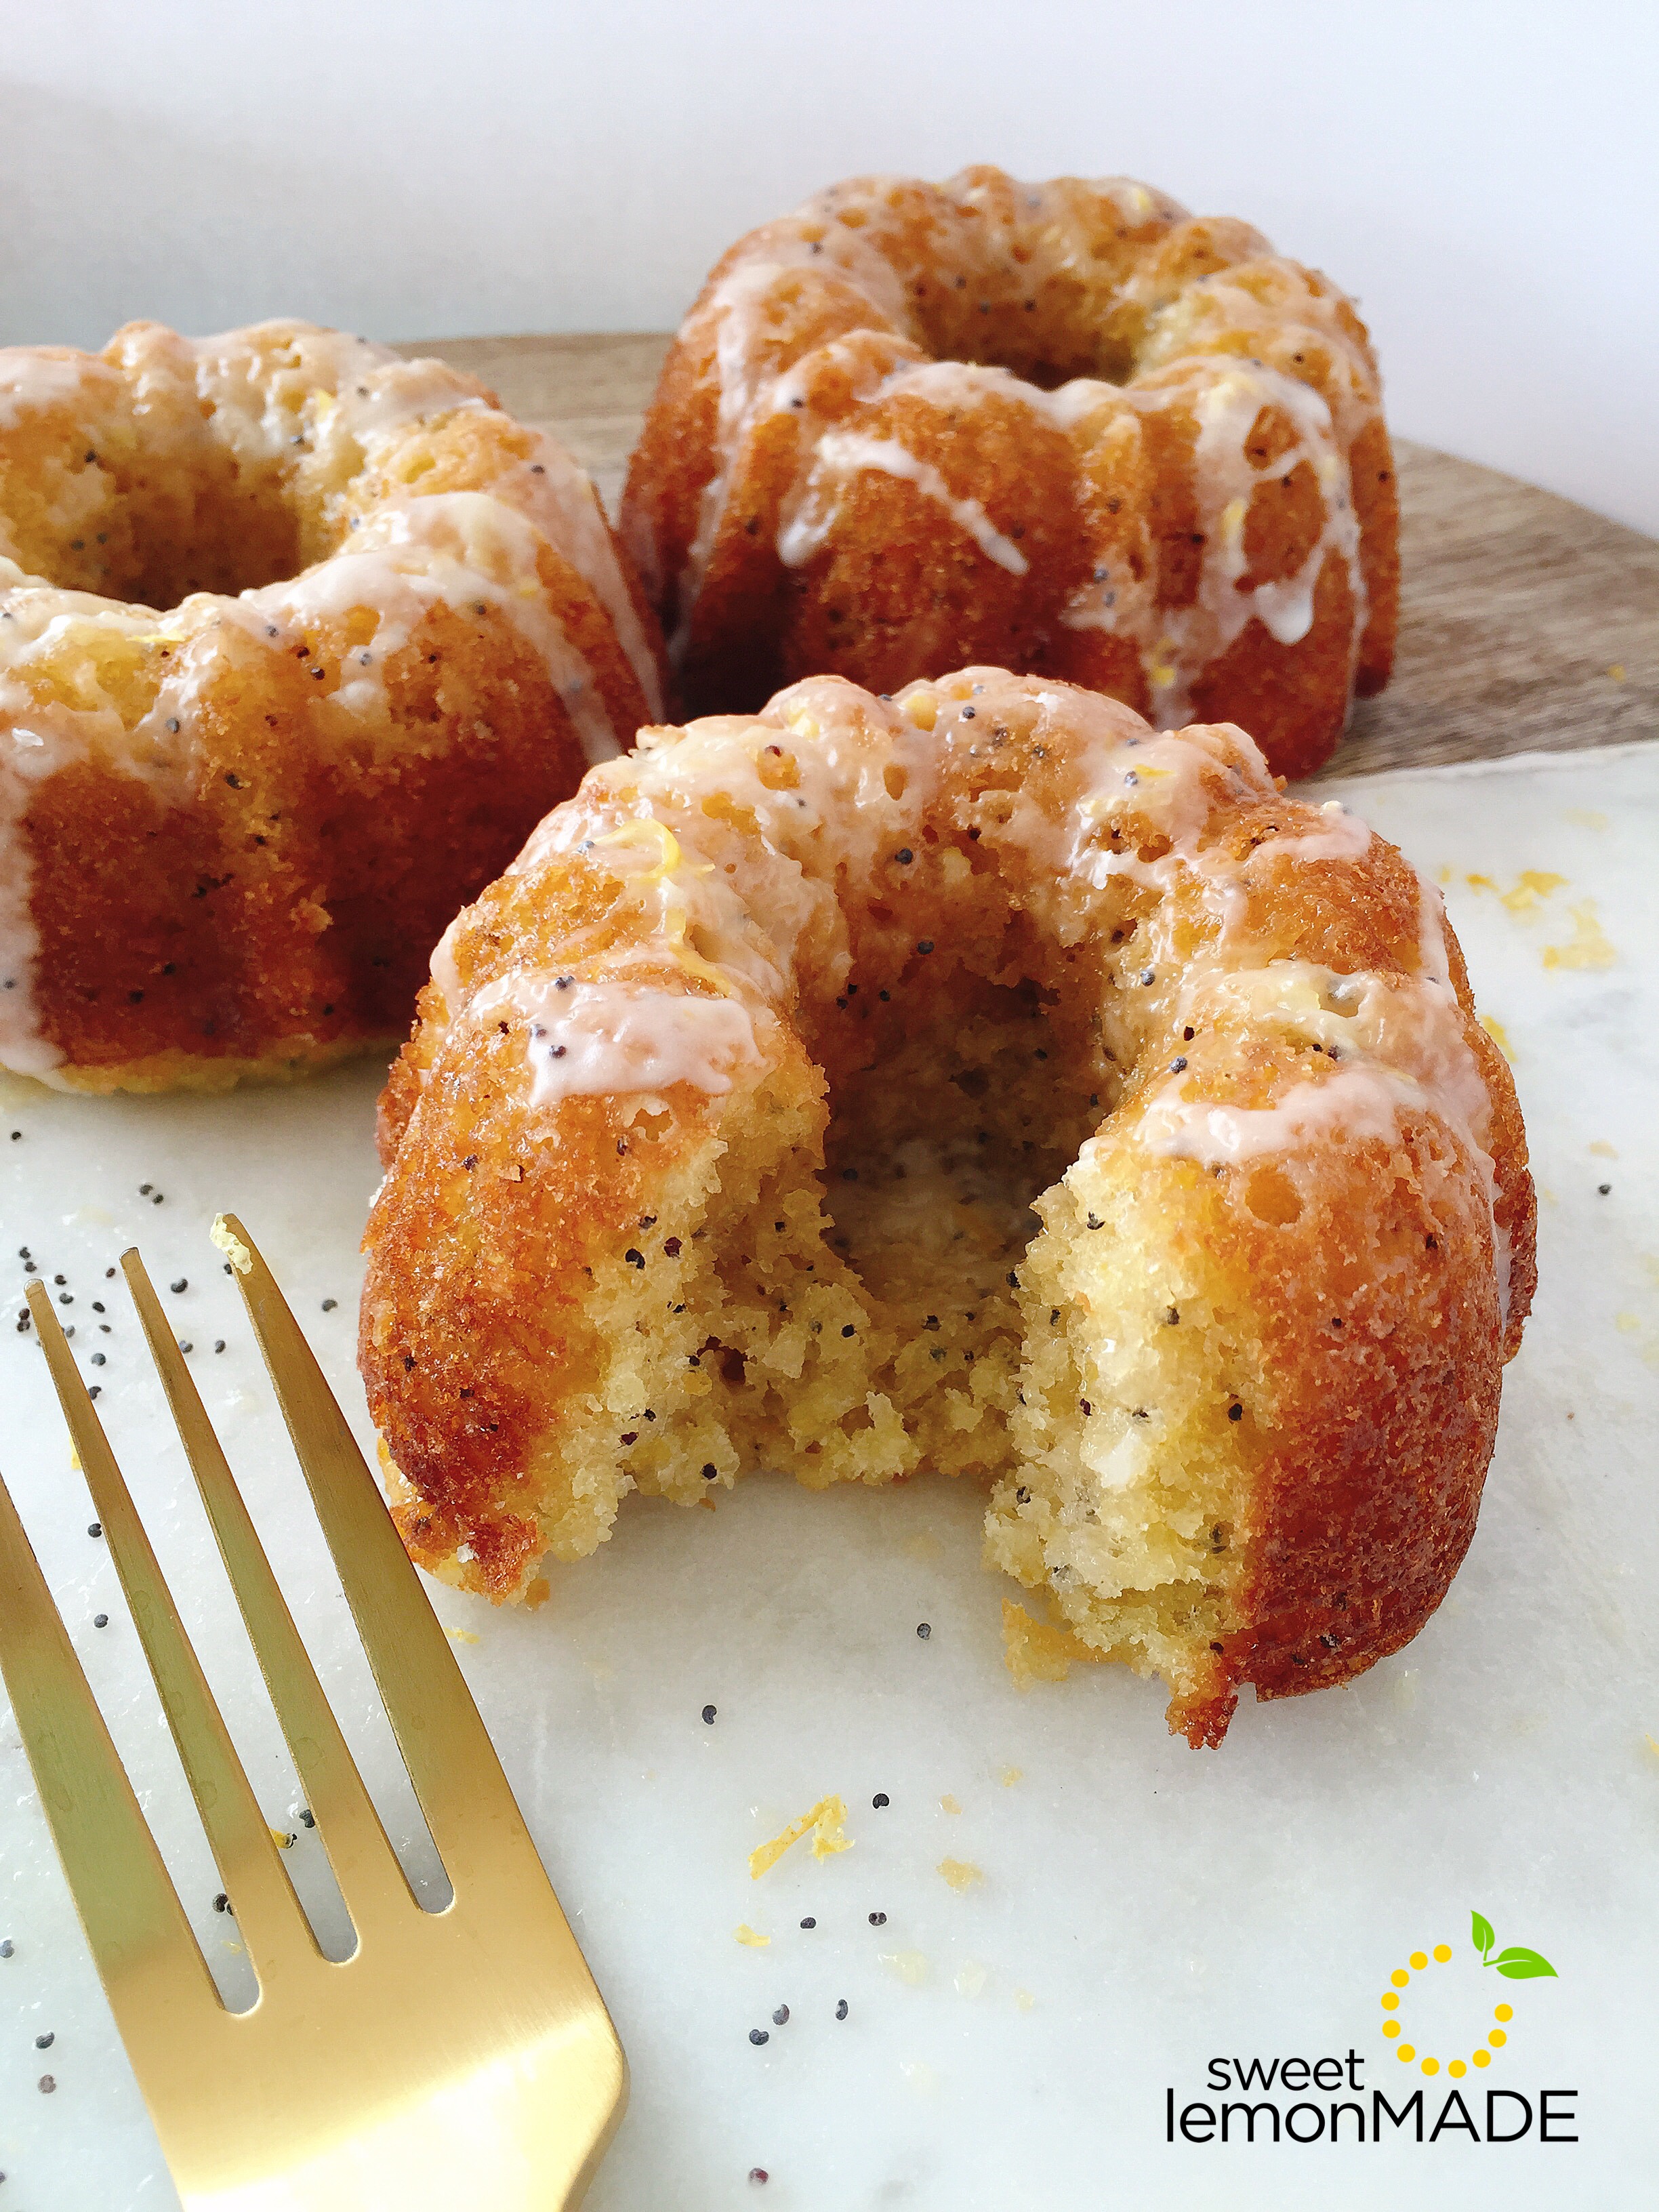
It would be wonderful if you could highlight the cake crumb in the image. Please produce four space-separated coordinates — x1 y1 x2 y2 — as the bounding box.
734 1924 771 1948
939 1793 962 1816
939 1857 983 1893
998 1765 1023 1787
210 1217 252 1275
1001 1599 1096 1687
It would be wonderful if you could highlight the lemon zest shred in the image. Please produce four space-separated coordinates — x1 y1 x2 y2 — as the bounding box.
749 1795 853 1879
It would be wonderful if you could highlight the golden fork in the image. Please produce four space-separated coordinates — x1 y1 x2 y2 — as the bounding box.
0 1214 626 2211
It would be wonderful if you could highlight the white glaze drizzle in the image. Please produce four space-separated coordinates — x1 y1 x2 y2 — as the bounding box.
248 492 621 767
470 975 763 1105
1132 956 1509 1326
1137 1065 1403 1161
0 350 93 435
0 683 70 1076
660 238 914 661
778 431 1029 576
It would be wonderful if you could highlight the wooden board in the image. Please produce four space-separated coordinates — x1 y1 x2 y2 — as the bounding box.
406 332 1658 780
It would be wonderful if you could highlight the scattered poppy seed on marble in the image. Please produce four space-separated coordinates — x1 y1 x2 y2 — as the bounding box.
35 2032 52 2049
701 1704 716 1724
772 2004 789 2025
748 2028 769 2046
93 1614 108 1629
322 1298 337 1311
916 1622 931 1640
800 1917 815 1929
88 1523 100 1538
37 2074 54 2093
836 1999 849 2020
170 1279 187 1294
868 1912 887 1926
0 1940 12 1957
872 1793 889 1809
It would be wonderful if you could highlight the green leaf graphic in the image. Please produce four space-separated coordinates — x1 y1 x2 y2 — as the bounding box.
1493 1948 1558 1980
1471 1910 1496 1958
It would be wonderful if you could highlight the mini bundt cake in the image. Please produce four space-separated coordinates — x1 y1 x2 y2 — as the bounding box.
0 319 665 1093
623 167 1397 781
360 667 1532 1747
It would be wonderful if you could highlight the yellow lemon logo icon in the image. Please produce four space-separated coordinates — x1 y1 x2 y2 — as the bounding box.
1380 1910 1557 2078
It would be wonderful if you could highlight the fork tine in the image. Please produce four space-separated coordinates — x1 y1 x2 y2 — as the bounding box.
121 1250 415 1944
26 1281 314 1984
0 1464 220 2031
216 1215 541 1896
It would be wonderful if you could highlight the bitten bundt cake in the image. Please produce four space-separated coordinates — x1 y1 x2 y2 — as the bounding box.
0 319 665 1093
360 667 1532 1746
623 167 1397 781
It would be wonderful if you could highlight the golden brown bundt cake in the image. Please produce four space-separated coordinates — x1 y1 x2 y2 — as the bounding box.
623 166 1397 781
0 319 665 1093
360 667 1532 1747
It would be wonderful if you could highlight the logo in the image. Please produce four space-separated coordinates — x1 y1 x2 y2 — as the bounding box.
1164 1908 1575 2147
1378 1910 1557 2081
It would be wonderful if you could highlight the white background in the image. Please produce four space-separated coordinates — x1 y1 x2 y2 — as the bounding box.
1 0 1656 536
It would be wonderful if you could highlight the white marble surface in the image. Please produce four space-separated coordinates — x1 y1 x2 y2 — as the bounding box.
0 745 1654 2209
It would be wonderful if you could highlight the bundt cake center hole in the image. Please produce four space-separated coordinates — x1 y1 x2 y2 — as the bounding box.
119 462 310 607
23 432 322 606
914 290 1139 390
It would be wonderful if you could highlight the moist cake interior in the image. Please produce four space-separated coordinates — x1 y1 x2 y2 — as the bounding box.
590 933 1242 1696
